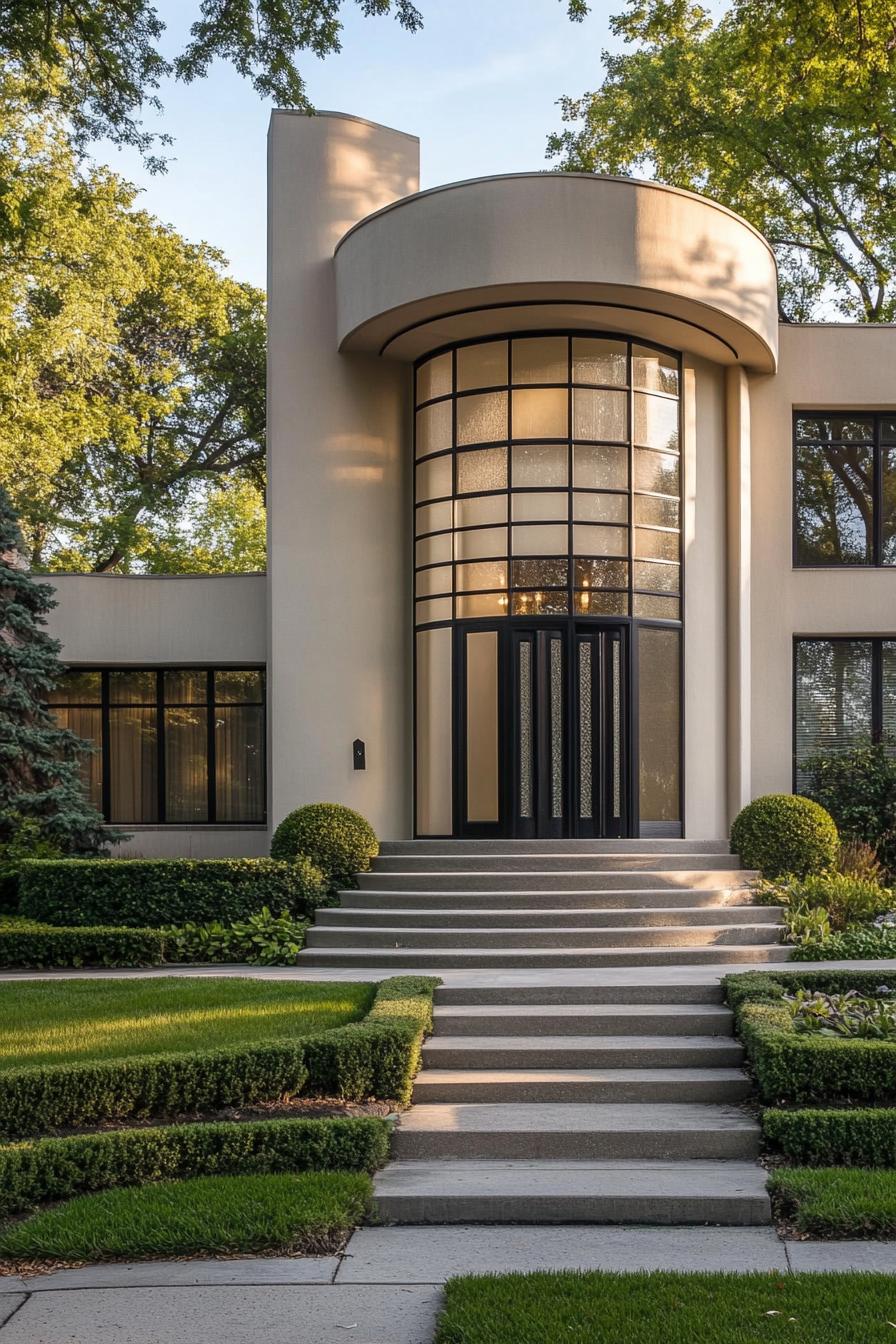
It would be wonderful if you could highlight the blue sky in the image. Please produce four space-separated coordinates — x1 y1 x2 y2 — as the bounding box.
95 1 621 288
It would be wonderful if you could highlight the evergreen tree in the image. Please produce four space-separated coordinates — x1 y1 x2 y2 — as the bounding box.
0 486 110 852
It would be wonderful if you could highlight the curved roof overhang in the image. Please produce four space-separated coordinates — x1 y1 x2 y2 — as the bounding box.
333 173 779 371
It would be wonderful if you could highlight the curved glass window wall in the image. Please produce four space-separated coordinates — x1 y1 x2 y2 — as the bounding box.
414 334 681 626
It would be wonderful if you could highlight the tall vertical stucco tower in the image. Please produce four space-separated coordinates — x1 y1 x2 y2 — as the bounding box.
267 112 420 838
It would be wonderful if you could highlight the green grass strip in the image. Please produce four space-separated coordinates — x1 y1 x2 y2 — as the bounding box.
435 1270 896 1343
769 1166 896 1238
0 1171 372 1262
0 977 374 1070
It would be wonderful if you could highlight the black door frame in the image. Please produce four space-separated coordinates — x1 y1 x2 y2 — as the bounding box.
453 617 631 839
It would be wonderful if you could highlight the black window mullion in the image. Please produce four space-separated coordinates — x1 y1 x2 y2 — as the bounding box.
207 668 217 824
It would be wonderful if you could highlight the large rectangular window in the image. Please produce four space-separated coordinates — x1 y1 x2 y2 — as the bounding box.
794 638 896 789
794 413 896 566
47 668 266 825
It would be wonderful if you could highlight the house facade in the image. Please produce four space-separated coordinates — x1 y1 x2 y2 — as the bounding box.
43 111 896 855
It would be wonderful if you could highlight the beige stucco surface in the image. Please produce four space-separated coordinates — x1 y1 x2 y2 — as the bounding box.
334 174 779 371
749 324 896 797
266 112 420 839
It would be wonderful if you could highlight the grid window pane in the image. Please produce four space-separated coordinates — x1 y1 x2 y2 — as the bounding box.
215 670 263 704
512 591 570 615
164 670 207 704
572 388 627 442
795 640 873 788
635 494 679 528
416 352 452 404
416 533 453 567
575 558 629 589
511 491 568 522
46 670 101 704
456 560 507 592
573 523 628 557
882 448 896 564
512 337 568 384
512 558 568 588
416 500 453 536
455 526 508 560
512 443 567 488
635 449 679 496
883 643 896 744
632 346 679 395
216 706 265 822
635 527 679 562
638 626 680 822
795 415 874 443
456 391 507 445
416 565 453 598
573 444 628 491
634 392 679 451
164 708 209 821
456 446 507 495
634 559 679 593
416 400 452 459
572 338 627 387
416 453 453 503
512 523 569 555
795 443 873 564
456 341 507 392
576 590 629 616
415 596 453 625
573 492 628 525
456 592 509 618
110 671 156 704
512 387 568 439
54 707 102 809
633 594 680 620
454 495 507 529
109 707 158 822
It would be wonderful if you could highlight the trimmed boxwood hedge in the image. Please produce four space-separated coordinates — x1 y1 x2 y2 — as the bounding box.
724 970 896 1104
763 1107 896 1167
18 856 328 928
0 975 438 1138
0 1115 390 1218
0 925 166 969
271 803 378 887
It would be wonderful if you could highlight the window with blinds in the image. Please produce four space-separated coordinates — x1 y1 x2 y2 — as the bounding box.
794 639 896 789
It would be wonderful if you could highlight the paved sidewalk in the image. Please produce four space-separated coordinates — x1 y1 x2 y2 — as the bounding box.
1 1230 895 1342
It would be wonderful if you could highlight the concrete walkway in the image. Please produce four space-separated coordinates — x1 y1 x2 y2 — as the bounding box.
1 1231 895 1343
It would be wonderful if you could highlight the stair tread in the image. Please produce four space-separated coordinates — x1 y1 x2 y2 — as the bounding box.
415 1067 749 1083
397 1103 757 1133
374 1159 769 1197
433 1003 732 1019
314 923 777 933
424 1035 740 1051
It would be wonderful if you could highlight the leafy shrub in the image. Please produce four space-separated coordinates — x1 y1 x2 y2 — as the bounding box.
839 838 884 883
768 871 894 931
271 803 378 887
783 903 831 946
763 1108 896 1167
724 970 896 1102
789 924 896 961
164 908 307 966
0 1116 390 1218
18 856 327 927
0 817 62 911
803 739 896 878
0 975 438 1136
785 988 896 1038
0 924 165 969
730 794 839 878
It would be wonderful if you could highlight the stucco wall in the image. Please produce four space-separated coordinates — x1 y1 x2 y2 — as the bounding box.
748 324 896 797
266 112 420 840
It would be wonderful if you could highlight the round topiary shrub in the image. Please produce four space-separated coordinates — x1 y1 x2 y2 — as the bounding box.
730 794 839 878
270 803 378 887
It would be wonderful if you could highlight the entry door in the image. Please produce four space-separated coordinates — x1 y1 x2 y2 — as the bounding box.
512 628 567 838
573 627 627 839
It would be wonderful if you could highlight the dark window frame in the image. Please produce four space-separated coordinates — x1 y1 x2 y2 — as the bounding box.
49 666 267 826
792 636 893 791
792 411 896 568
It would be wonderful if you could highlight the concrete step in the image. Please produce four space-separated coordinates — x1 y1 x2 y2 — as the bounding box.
422 1035 744 1069
431 1002 735 1036
372 854 740 873
391 1103 760 1160
433 983 726 1006
297 944 792 969
341 887 756 909
411 1067 751 1104
357 870 754 892
379 840 732 856
320 906 781 929
304 923 783 949
372 1159 772 1225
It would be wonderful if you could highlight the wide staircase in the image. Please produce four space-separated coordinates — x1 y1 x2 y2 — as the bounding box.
300 839 789 971
300 840 787 1225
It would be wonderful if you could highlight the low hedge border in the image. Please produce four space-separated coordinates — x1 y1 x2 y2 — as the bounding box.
763 1107 896 1166
0 1115 390 1219
0 925 166 970
18 857 329 928
0 975 439 1138
724 970 896 1104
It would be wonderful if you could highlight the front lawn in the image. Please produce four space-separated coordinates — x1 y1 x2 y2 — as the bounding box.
770 1167 896 1238
435 1270 896 1344
0 977 375 1070
0 1170 371 1263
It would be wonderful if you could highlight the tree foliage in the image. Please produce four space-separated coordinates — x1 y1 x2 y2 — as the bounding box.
0 485 109 851
0 73 266 573
549 0 896 321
